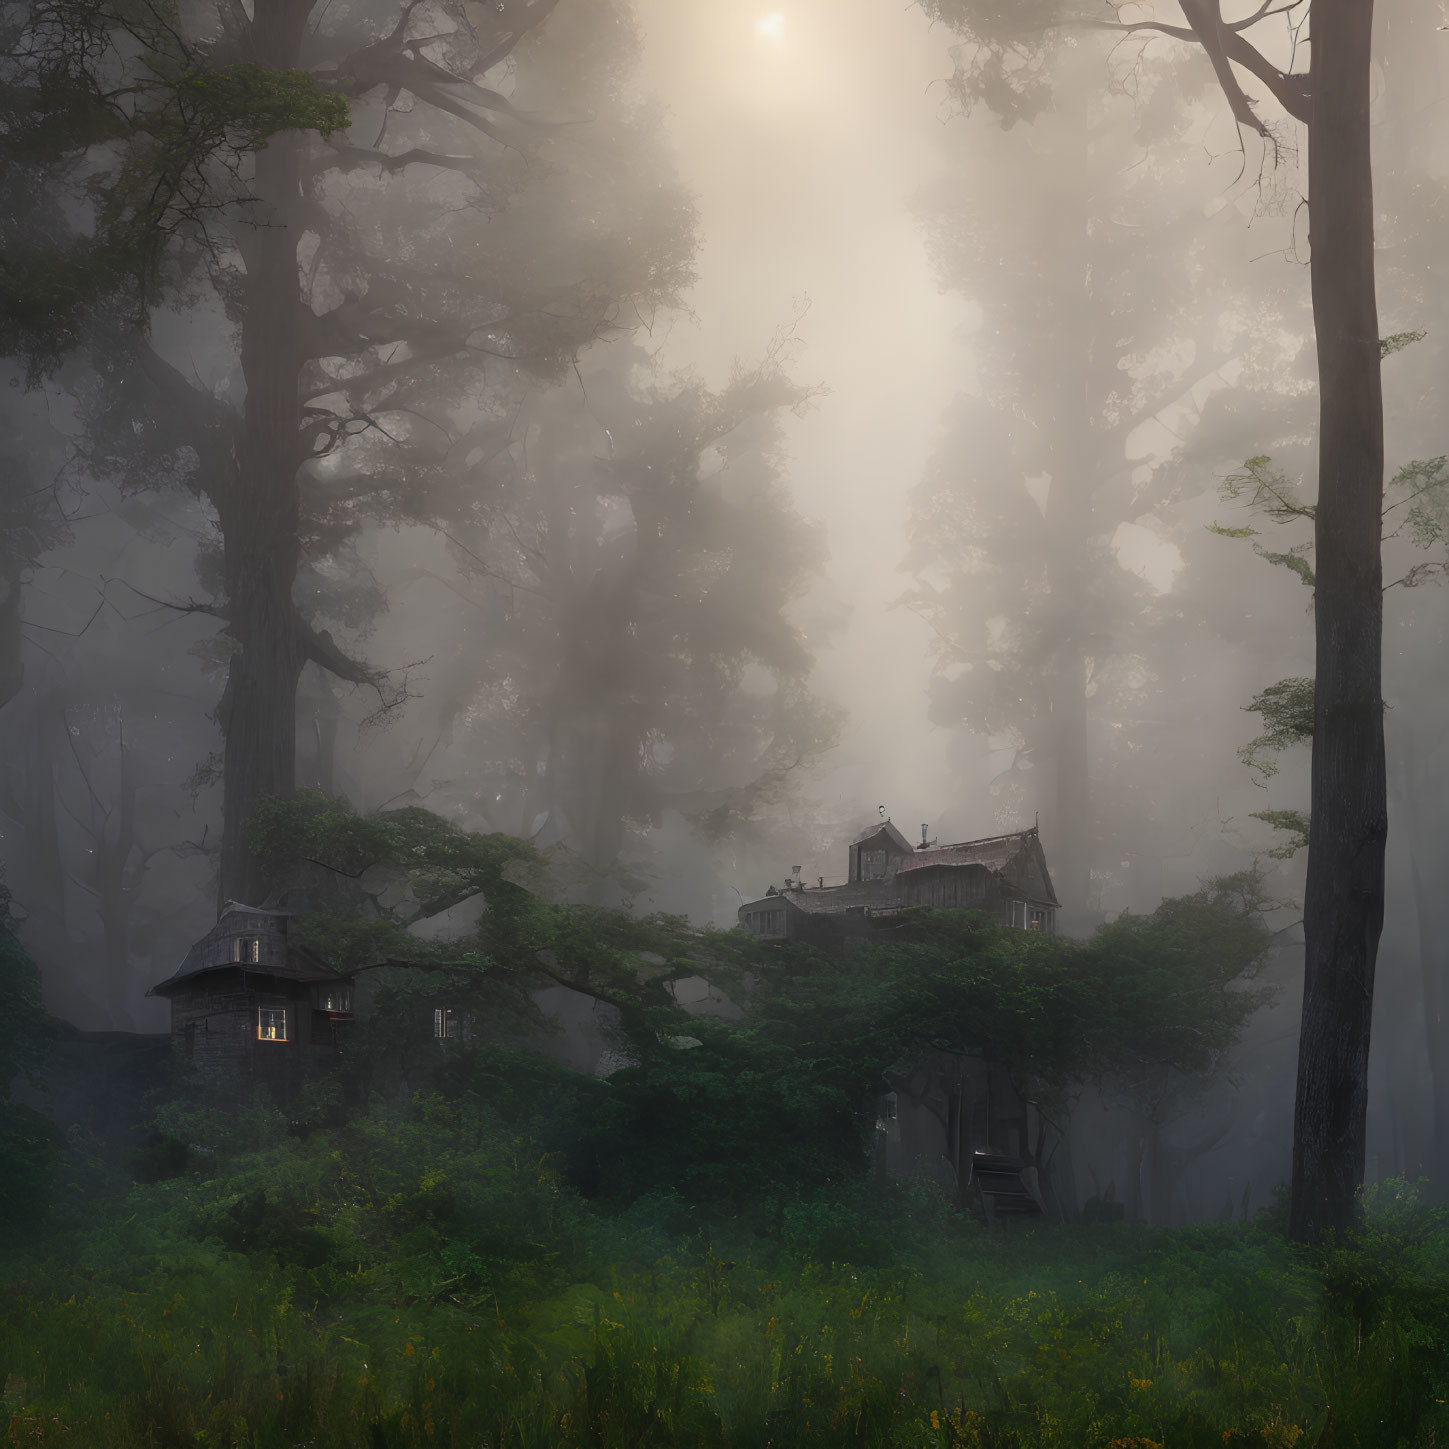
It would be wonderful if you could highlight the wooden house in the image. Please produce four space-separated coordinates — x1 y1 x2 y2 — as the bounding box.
738 818 1060 1218
738 820 1059 948
148 903 358 1095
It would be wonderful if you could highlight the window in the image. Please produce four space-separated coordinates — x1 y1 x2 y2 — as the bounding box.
861 848 887 880
316 986 353 1013
233 937 261 964
749 907 786 937
434 1007 457 1040
1028 908 1047 932
257 1007 287 1041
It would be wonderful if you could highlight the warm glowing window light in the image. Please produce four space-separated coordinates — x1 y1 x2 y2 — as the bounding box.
757 12 785 40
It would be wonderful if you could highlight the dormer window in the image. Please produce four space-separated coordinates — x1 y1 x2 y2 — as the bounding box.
233 937 261 964
861 848 887 880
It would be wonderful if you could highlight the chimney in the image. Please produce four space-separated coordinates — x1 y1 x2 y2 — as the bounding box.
919 823 929 850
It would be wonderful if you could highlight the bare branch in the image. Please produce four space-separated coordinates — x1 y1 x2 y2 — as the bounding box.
1087 7 1310 123
102 575 229 620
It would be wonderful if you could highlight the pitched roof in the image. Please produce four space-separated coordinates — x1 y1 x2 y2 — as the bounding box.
149 904 351 997
896 828 1059 906
848 819 916 854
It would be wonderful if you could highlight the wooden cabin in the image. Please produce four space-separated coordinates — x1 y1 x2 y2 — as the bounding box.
738 820 1059 948
148 903 358 1095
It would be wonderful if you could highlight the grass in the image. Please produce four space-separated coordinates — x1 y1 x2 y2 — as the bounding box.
3 1105 1448 1448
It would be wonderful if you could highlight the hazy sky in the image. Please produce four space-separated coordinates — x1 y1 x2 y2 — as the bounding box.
631 0 984 841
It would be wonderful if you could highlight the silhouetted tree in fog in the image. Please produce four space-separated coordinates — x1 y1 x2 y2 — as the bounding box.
0 0 694 906
904 52 1295 918
421 340 839 895
923 0 1385 1239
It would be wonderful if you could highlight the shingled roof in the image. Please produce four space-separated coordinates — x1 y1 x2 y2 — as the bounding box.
782 879 902 915
149 903 350 997
896 828 1059 906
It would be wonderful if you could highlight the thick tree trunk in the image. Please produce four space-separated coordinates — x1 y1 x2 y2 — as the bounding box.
1289 0 1386 1241
216 1 312 907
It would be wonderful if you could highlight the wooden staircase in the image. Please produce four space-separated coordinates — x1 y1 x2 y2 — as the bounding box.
969 1152 1045 1221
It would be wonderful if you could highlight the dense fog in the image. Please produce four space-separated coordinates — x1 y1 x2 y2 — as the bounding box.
1 0 1447 1228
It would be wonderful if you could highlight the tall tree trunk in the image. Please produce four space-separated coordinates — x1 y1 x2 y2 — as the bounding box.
1290 0 1387 1241
216 0 312 906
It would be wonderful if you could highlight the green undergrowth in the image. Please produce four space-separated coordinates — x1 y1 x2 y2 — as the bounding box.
3 1102 1447 1448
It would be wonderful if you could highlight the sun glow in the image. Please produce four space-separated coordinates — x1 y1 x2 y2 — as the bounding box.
756 12 785 40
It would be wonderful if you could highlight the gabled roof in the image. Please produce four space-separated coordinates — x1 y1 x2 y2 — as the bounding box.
896 828 1059 907
848 819 916 854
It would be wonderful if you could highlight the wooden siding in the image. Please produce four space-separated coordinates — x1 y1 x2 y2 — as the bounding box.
167 970 347 1095
901 865 990 911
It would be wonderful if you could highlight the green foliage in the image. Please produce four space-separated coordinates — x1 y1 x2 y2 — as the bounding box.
174 63 348 148
1219 456 1316 525
1211 458 1317 589
1250 545 1316 589
0 1103 59 1229
1383 456 1449 587
0 3 350 373
1249 809 1311 860
0 924 47 1090
250 791 545 959
1077 873 1274 1087
1380 329 1427 358
1238 677 1314 780
0 922 60 1229
7 1095 1449 1447
575 882 1272 1210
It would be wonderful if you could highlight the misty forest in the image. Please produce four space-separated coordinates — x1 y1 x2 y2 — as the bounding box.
3 0 1449 1445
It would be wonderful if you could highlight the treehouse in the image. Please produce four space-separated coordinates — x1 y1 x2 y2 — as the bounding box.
737 819 1059 949
148 903 358 1094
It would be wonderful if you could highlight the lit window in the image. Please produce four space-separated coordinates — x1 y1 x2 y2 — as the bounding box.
434 1007 457 1039
1028 908 1046 932
233 937 261 964
258 1007 287 1041
316 987 352 1013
